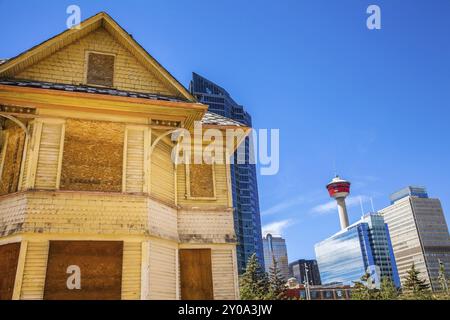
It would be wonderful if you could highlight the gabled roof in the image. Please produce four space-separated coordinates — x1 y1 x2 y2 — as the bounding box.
0 79 186 102
0 12 195 102
201 111 245 127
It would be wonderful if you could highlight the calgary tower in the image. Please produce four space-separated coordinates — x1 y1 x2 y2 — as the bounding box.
326 175 351 230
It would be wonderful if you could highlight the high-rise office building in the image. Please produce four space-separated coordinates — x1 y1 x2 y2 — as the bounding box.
190 73 264 273
263 233 290 280
315 213 400 287
289 259 322 285
380 186 450 291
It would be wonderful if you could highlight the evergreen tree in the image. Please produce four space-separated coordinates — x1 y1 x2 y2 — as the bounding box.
267 256 287 299
379 277 398 300
403 263 431 299
437 259 448 293
239 253 269 300
351 273 380 300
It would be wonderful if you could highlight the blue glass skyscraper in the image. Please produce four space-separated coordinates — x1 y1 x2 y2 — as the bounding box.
315 212 400 287
190 73 264 273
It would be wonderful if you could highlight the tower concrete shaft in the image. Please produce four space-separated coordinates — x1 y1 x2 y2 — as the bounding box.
336 197 349 229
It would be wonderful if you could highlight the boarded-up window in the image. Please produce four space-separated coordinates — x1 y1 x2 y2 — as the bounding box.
44 241 123 300
188 164 215 198
60 119 124 192
86 52 115 87
0 243 21 300
179 249 214 300
0 126 26 195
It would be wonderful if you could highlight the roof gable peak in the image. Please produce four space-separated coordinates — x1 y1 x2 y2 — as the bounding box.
0 12 195 102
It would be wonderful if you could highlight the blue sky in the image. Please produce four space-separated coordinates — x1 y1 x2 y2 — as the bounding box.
1 0 449 261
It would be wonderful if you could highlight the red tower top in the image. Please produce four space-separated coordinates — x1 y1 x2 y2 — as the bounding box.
326 175 351 199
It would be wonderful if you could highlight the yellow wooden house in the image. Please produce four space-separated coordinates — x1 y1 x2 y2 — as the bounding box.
0 12 248 300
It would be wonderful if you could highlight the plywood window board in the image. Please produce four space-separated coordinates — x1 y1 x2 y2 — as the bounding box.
60 119 124 192
0 127 26 195
186 161 216 200
179 249 214 300
85 51 115 87
44 241 124 300
0 242 21 300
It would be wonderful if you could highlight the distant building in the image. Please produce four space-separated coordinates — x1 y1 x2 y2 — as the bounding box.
389 186 429 204
315 213 400 287
380 186 450 291
289 259 321 285
286 284 353 300
190 72 264 273
263 233 289 280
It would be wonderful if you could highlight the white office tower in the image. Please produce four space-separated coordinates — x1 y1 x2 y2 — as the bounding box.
380 186 450 291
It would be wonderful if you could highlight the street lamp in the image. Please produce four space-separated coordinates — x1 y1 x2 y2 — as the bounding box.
304 263 311 300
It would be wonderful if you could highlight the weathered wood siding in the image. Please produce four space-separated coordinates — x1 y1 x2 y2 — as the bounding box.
15 28 177 96
20 241 49 300
151 138 175 205
124 127 148 193
121 242 141 300
178 208 235 244
19 124 33 191
148 199 178 240
34 122 64 190
212 249 238 300
0 193 27 237
147 240 178 300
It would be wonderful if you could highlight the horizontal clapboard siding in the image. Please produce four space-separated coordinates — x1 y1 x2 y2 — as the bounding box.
19 124 32 190
148 241 177 300
35 123 63 190
20 241 49 300
151 139 175 204
125 128 146 193
121 242 141 300
212 249 236 299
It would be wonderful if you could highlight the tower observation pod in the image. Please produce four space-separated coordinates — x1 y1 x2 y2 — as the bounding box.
326 176 351 230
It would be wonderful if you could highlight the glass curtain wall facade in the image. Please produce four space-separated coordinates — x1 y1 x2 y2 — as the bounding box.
289 259 322 285
315 213 400 287
263 233 290 280
190 73 264 273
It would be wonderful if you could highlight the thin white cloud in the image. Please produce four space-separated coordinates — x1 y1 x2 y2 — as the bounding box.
261 196 305 216
310 195 371 215
262 219 294 236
